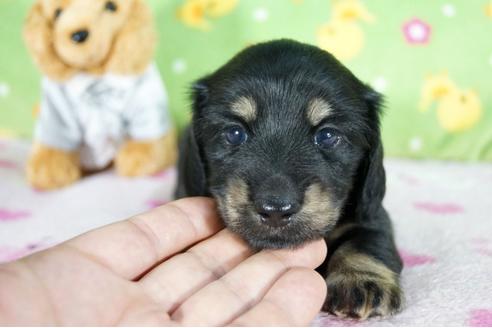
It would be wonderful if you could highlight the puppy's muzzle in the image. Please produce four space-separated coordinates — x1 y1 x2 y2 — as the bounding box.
252 175 300 228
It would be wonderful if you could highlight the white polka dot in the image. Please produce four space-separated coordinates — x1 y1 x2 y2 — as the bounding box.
409 24 426 40
489 54 492 66
371 76 388 93
409 137 423 152
0 82 10 98
253 7 269 22
171 59 187 74
442 4 456 17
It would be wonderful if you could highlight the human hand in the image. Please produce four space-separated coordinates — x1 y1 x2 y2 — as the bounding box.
0 197 327 326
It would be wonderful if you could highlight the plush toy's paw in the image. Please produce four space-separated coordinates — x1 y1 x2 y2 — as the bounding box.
27 144 81 190
115 131 177 177
323 253 402 320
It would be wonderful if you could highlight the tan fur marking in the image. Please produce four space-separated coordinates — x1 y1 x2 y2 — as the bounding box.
331 246 396 282
326 244 402 319
300 183 340 231
218 178 250 230
231 96 257 122
306 98 333 125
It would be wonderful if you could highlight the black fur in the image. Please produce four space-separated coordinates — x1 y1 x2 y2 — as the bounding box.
175 39 403 318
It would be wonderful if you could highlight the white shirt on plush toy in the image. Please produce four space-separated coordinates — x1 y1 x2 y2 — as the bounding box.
35 63 171 170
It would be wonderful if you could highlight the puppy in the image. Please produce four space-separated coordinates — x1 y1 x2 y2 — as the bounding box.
175 39 403 319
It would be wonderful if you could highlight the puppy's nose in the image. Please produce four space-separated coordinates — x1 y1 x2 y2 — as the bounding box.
71 29 89 43
256 201 299 228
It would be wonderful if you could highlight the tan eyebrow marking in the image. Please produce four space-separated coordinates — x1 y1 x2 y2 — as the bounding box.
231 96 257 122
306 98 333 125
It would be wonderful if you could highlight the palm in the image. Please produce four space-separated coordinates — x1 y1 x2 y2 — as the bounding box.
0 198 326 326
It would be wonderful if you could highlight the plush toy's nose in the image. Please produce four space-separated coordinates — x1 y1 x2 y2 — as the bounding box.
71 29 90 44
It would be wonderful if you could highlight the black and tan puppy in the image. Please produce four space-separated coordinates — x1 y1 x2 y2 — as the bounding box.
175 39 403 320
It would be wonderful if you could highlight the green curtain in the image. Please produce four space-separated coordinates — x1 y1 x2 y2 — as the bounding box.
1 0 491 161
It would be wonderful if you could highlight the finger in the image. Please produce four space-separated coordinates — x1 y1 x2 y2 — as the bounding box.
230 268 327 326
65 197 222 280
117 305 172 326
139 229 253 312
171 239 327 326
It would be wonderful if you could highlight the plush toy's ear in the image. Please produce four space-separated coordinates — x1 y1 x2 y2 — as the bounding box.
23 0 75 81
174 80 210 199
346 86 386 222
105 0 156 75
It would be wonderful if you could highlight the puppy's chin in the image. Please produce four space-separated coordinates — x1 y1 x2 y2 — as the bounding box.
235 229 324 250
221 211 331 250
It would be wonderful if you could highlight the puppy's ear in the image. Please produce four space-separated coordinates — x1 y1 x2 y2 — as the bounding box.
191 80 210 113
105 0 155 75
174 80 209 198
363 86 383 116
349 86 386 220
175 126 208 198
23 1 75 81
356 137 386 217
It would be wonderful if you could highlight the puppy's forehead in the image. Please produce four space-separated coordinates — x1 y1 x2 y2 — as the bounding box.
226 88 334 126
226 80 301 115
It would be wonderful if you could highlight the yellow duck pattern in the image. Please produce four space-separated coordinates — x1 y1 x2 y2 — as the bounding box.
485 1 492 17
419 73 482 133
177 0 238 30
317 0 374 61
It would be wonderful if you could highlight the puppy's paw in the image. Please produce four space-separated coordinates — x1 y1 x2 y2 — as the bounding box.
27 144 81 190
323 253 402 320
115 133 177 177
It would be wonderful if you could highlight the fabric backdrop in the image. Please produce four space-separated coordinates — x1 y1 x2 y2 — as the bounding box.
1 0 491 161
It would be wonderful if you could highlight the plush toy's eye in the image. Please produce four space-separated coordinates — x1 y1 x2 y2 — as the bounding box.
104 1 118 12
314 127 341 149
224 126 248 145
53 8 62 20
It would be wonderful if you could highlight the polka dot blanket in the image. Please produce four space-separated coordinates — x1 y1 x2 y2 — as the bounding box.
1 138 491 326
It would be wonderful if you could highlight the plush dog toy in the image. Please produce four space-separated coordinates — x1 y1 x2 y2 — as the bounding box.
23 0 177 190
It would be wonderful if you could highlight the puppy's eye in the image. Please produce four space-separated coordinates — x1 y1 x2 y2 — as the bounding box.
224 126 248 145
104 1 118 12
54 8 62 20
314 127 341 149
